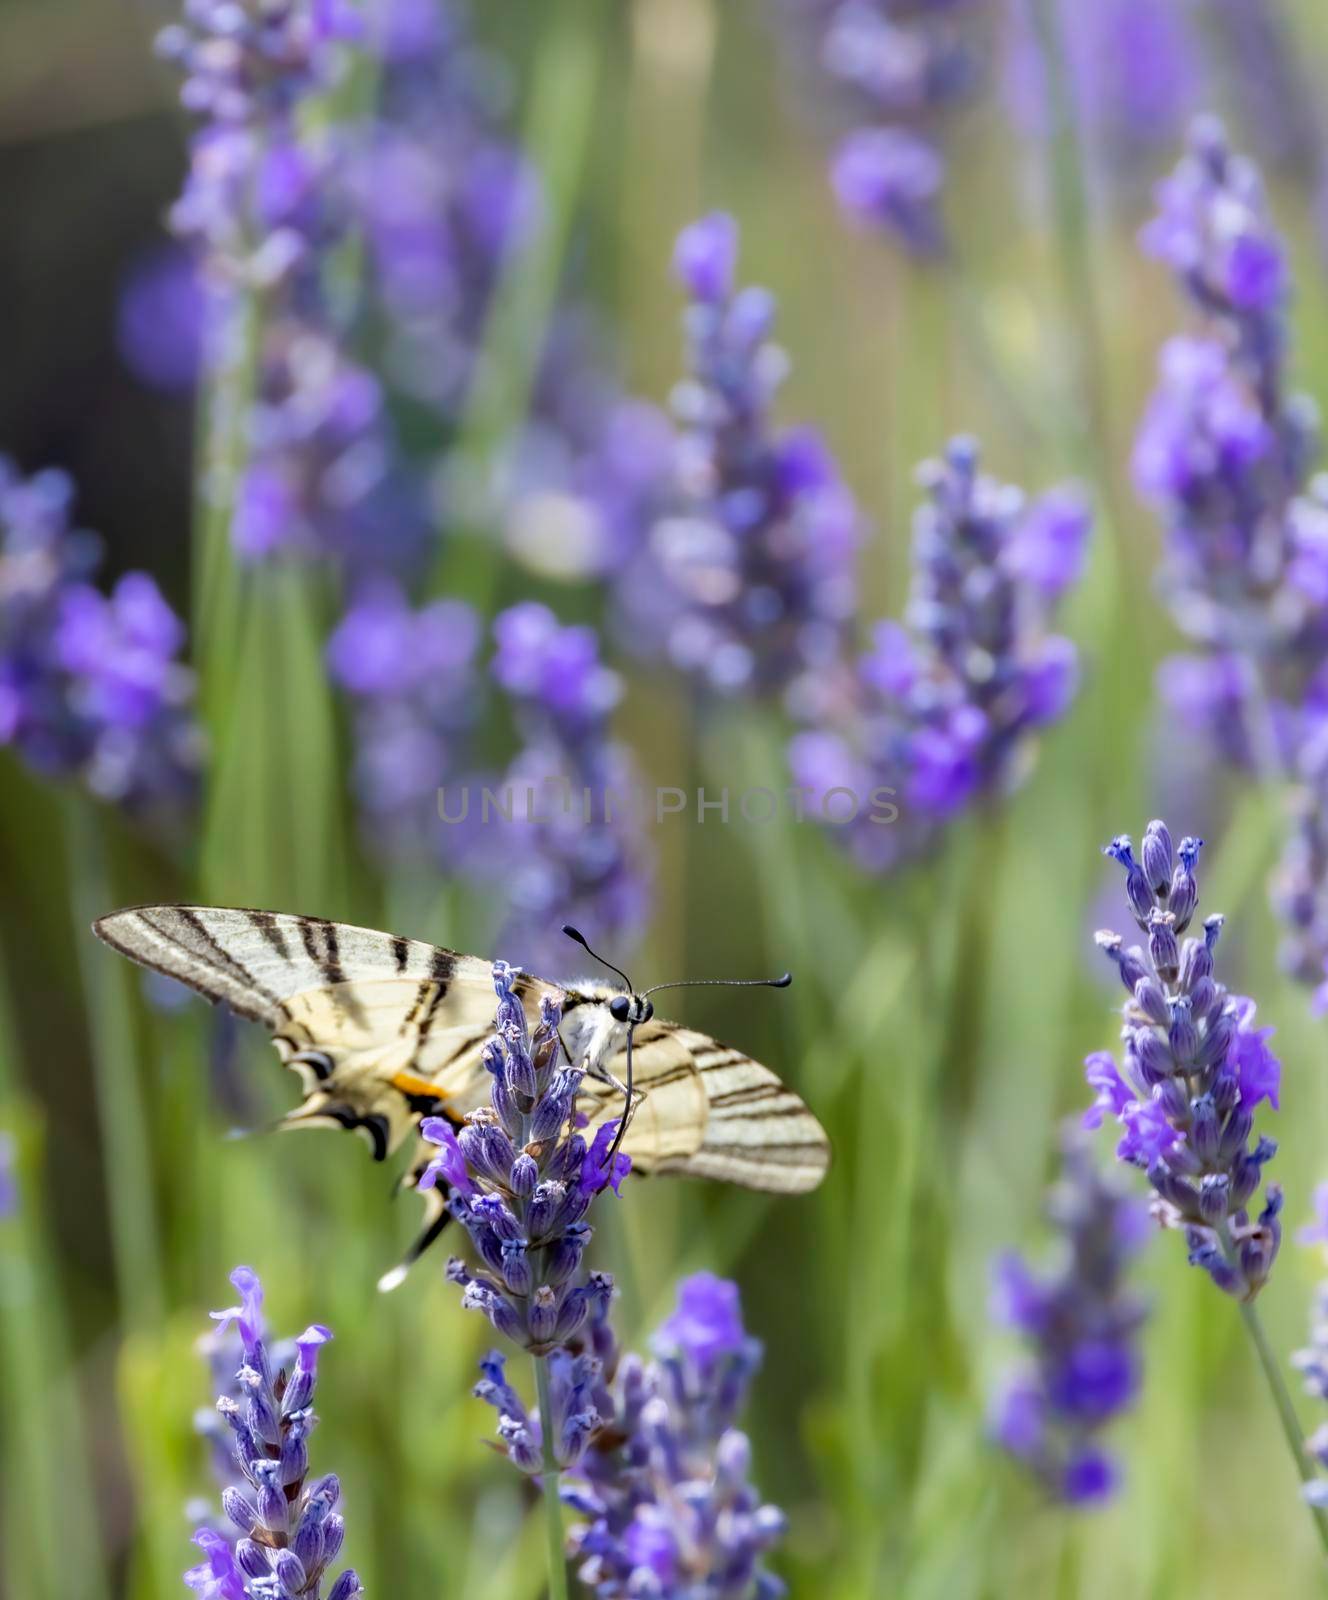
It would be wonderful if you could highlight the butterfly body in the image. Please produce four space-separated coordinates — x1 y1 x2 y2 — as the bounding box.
91 905 830 1277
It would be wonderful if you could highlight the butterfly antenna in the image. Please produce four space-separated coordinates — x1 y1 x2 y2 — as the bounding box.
642 971 792 998
562 923 634 992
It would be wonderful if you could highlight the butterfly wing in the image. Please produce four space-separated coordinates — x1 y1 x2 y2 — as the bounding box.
578 1021 830 1193
91 904 556 1157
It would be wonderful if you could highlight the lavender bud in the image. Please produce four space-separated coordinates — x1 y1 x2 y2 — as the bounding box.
1179 937 1212 990
236 1539 269 1580
1167 998 1199 1065
1198 1174 1229 1225
529 1286 560 1346
1191 1096 1220 1162
545 1222 591 1287
322 1515 345 1566
501 1239 533 1297
1132 1028 1173 1083
1142 820 1173 895
1135 978 1170 1026
1148 911 1180 982
526 1181 564 1241
274 1550 307 1593
1219 1105 1254 1162
221 1486 257 1535
509 1152 538 1197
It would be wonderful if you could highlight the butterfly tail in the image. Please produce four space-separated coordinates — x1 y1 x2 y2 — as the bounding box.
377 1164 453 1292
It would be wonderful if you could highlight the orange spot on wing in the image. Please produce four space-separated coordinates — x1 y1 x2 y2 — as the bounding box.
390 1070 449 1101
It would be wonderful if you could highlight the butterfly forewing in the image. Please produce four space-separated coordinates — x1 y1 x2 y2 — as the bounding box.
92 906 545 1159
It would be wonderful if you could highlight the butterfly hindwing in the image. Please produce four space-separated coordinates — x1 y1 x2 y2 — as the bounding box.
577 1022 830 1194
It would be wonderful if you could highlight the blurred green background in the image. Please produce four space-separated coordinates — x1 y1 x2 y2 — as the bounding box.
6 0 1328 1596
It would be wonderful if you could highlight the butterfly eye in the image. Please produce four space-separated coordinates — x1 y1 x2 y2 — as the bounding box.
608 995 632 1023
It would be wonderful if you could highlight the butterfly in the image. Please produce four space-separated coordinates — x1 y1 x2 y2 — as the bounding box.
92 905 831 1286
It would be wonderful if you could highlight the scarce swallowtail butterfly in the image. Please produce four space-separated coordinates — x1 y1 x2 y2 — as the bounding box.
91 906 831 1288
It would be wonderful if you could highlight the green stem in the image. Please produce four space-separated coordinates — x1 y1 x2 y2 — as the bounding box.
63 794 165 1333
534 1354 570 1600
1235 1294 1328 1558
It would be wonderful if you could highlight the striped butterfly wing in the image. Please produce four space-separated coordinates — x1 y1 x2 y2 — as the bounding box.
577 1022 830 1194
91 905 555 1159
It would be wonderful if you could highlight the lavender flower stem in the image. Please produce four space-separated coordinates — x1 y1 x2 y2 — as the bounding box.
195 284 264 724
1025 0 1112 472
65 794 165 1332
430 0 605 606
534 1354 570 1600
1227 1240 1328 1556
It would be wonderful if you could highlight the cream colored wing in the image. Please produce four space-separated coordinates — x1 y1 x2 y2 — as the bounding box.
91 904 558 1159
579 1022 830 1193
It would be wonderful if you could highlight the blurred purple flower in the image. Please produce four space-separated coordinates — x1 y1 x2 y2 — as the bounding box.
832 127 944 255
327 581 483 859
116 246 206 392
1293 1184 1328 1507
0 459 201 817
1136 121 1320 744
654 1272 747 1373
487 604 651 974
1006 0 1200 185
771 0 982 255
0 1132 16 1220
560 1275 786 1596
791 437 1088 870
990 1134 1147 1507
628 216 861 702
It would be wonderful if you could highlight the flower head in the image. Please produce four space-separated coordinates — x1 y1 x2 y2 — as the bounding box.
0 460 200 816
1086 820 1284 1300
631 217 861 702
791 438 1089 870
1136 119 1323 773
561 1275 786 1597
187 1267 361 1599
441 963 631 1359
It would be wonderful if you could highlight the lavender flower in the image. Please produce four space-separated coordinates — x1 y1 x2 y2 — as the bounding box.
774 0 983 255
1295 1186 1328 1507
183 1267 361 1600
631 214 860 701
1005 0 1200 187
990 1133 1148 1506
1086 820 1283 1300
343 0 668 585
326 580 483 861
1135 118 1322 765
431 960 630 1361
559 1272 786 1598
789 436 1089 869
350 0 539 424
0 1131 16 1220
487 603 651 973
0 460 201 816
116 245 206 393
161 0 398 568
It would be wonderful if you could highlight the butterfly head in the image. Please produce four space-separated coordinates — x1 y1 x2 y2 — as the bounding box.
608 992 654 1026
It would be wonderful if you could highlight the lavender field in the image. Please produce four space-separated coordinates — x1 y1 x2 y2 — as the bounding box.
6 2 1328 1596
